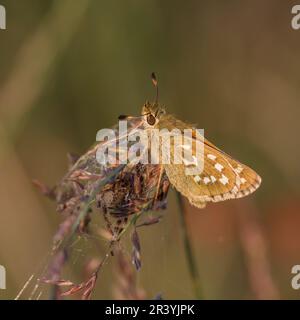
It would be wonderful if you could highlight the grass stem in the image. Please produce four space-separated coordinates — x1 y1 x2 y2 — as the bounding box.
176 192 203 299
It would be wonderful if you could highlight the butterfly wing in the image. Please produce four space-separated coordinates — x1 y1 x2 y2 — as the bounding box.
164 135 261 208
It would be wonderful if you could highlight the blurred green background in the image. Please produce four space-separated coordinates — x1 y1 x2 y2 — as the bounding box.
0 0 300 299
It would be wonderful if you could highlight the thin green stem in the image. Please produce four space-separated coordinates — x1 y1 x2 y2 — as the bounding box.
176 192 203 299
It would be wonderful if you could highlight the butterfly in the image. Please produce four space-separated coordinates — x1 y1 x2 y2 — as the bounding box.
134 101 262 209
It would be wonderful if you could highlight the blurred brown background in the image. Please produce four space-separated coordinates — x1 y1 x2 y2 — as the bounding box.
0 0 300 299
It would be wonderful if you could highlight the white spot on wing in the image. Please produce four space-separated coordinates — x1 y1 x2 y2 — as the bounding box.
183 155 197 166
243 190 250 196
219 174 229 185
223 192 231 200
232 186 239 194
249 186 255 193
215 163 224 172
241 178 247 184
194 175 201 183
210 175 217 183
213 195 223 202
207 154 216 161
235 166 244 174
203 177 210 184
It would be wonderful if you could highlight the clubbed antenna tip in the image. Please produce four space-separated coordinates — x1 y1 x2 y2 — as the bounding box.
151 72 159 104
151 72 158 87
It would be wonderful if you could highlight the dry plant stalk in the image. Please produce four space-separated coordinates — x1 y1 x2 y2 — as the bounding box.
29 123 170 299
113 250 146 300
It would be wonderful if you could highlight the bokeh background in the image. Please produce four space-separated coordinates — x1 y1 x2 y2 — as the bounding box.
0 0 300 299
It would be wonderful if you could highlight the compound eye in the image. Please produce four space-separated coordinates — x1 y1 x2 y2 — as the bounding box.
147 114 156 126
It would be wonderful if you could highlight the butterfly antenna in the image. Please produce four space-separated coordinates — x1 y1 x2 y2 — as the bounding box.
151 72 159 105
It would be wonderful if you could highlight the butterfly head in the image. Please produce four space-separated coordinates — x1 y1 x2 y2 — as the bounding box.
139 72 168 128
141 101 166 128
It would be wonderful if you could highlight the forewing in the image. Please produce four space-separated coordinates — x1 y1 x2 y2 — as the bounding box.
164 134 261 208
